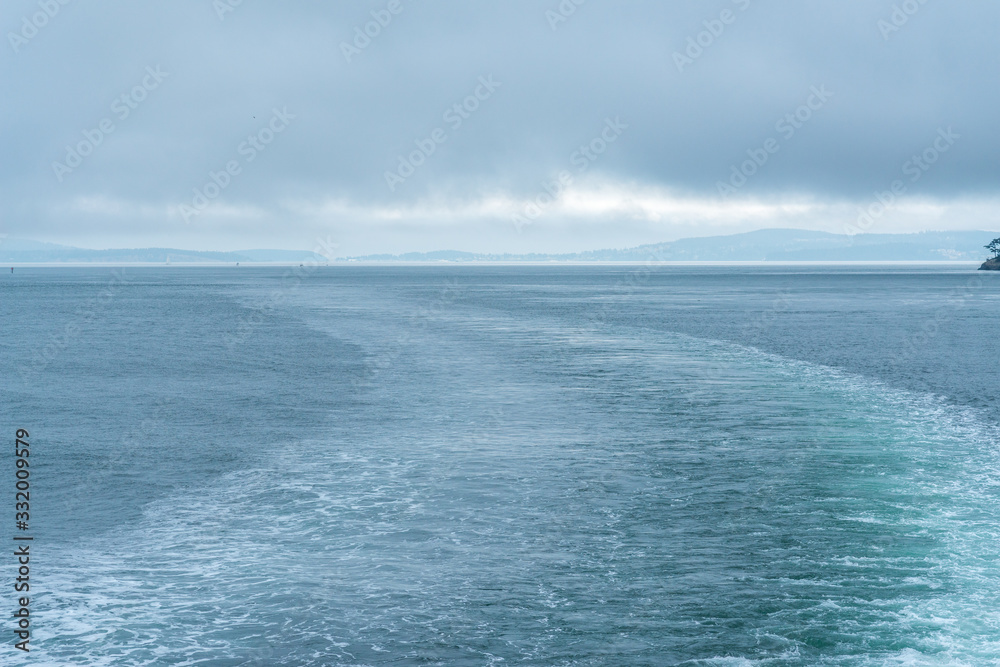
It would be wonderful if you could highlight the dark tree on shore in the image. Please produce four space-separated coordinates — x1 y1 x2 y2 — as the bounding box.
987 238 1000 258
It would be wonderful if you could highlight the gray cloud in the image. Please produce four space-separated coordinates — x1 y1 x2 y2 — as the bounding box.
2 0 998 253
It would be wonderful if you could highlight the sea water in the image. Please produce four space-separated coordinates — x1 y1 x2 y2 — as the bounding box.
1 265 998 665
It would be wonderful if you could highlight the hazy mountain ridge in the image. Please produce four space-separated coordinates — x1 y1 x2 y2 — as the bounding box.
2 230 995 263
344 230 997 262
0 238 328 263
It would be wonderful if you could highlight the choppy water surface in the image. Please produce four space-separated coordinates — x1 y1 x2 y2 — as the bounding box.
2 265 999 665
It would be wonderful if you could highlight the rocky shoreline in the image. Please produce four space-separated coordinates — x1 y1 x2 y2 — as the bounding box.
979 257 1000 270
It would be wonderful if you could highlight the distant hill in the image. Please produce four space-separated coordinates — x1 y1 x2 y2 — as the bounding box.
343 229 998 262
0 238 327 263
2 230 996 264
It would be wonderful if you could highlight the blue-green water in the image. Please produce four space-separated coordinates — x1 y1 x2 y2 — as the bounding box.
2 265 999 665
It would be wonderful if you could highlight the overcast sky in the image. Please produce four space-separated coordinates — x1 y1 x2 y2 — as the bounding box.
3 0 998 254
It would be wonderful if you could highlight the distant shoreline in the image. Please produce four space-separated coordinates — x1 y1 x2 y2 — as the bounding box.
3 260 987 268
4 229 998 265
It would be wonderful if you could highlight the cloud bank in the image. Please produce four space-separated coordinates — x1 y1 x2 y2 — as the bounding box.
3 0 998 253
